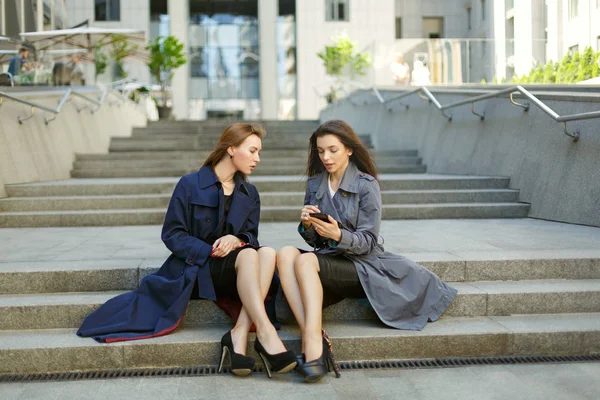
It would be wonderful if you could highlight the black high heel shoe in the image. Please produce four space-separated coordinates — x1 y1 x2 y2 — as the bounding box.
298 330 341 383
254 338 297 378
218 331 255 377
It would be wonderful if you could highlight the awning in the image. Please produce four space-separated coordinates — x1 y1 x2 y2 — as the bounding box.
19 27 147 60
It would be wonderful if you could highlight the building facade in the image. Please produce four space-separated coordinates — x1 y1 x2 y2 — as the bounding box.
3 1 599 120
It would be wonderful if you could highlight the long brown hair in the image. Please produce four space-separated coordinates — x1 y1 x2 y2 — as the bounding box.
203 123 266 180
306 120 378 180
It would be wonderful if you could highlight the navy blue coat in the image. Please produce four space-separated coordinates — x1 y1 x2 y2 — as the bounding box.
77 166 263 342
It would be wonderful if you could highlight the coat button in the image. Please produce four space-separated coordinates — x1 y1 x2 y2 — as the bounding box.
205 217 211 222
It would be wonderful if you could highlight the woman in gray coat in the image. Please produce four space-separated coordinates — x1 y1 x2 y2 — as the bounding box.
277 120 458 382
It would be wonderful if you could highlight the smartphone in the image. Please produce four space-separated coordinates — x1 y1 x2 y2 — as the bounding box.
309 212 342 228
309 212 330 222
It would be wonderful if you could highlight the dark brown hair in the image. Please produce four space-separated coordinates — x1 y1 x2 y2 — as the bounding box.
203 123 266 180
306 120 378 180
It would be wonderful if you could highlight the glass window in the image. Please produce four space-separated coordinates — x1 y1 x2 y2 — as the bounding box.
189 25 208 47
240 22 259 47
190 78 209 99
481 0 486 20
95 0 120 22
569 44 579 55
466 8 471 30
569 0 579 19
190 47 209 78
213 25 240 47
395 17 402 38
325 0 349 22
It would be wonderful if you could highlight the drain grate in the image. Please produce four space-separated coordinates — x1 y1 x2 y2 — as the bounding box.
2 354 600 383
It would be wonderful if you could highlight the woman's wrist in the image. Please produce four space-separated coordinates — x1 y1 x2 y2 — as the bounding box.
333 230 342 242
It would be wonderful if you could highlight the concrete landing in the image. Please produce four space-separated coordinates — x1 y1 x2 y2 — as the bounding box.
1 218 598 263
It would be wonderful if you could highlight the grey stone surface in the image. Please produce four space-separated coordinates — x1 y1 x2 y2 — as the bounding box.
6 280 600 330
71 165 426 178
3 363 600 400
2 314 600 374
322 88 600 226
0 259 140 294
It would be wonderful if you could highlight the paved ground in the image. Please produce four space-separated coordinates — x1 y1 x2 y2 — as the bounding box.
1 218 600 264
1 362 599 400
2 218 600 399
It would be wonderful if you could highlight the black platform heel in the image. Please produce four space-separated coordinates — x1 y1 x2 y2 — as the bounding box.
298 330 341 382
217 331 255 377
254 338 297 378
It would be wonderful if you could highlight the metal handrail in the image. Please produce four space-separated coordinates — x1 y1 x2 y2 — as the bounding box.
0 82 138 125
353 85 599 141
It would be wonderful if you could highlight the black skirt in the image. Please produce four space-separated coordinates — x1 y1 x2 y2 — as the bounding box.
299 249 367 308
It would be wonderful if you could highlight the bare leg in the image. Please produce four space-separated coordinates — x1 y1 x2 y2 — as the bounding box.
230 247 277 355
234 248 286 355
277 246 306 330
294 252 324 362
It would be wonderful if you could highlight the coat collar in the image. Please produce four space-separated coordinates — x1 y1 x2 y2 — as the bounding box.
197 165 251 196
315 161 361 199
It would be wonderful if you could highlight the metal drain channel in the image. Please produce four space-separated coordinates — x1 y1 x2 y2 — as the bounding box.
2 354 600 383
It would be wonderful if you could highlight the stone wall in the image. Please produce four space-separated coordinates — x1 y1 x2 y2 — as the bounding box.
321 87 600 227
0 89 146 198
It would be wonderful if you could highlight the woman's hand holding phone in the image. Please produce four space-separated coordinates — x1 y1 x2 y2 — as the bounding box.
300 205 320 228
309 213 342 242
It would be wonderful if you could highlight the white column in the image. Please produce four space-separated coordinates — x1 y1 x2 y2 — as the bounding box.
168 0 189 120
493 0 507 80
1 0 6 36
50 0 55 30
258 0 278 120
545 0 562 62
20 0 25 33
36 0 43 31
514 1 534 76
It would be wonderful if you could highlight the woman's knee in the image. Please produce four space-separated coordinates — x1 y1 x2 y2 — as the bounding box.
294 252 320 278
277 246 300 273
234 248 259 270
277 246 300 264
257 246 276 261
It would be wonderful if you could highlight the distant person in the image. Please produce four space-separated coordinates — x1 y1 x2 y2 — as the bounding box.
53 54 85 86
411 60 431 86
7 48 36 80
390 54 410 85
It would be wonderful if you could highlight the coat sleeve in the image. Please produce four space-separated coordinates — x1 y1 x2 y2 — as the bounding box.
236 187 260 247
298 188 326 248
161 178 213 266
336 179 382 255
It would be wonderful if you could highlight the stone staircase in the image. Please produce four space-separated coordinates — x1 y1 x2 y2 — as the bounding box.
0 120 598 376
0 120 530 227
1 252 600 374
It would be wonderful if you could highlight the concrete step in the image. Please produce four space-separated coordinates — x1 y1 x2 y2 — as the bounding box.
108 135 373 152
70 165 427 178
75 149 419 161
258 203 531 222
5 175 512 197
3 255 599 295
2 313 600 373
3 280 600 330
0 190 520 212
0 203 529 227
72 156 423 170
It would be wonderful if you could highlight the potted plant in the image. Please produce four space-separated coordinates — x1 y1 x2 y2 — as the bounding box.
317 33 372 104
111 34 138 79
146 35 187 120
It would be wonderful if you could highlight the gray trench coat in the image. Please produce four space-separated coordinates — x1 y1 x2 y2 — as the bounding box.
299 161 457 330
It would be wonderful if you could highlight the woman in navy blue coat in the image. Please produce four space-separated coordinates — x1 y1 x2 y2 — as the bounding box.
78 123 296 377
